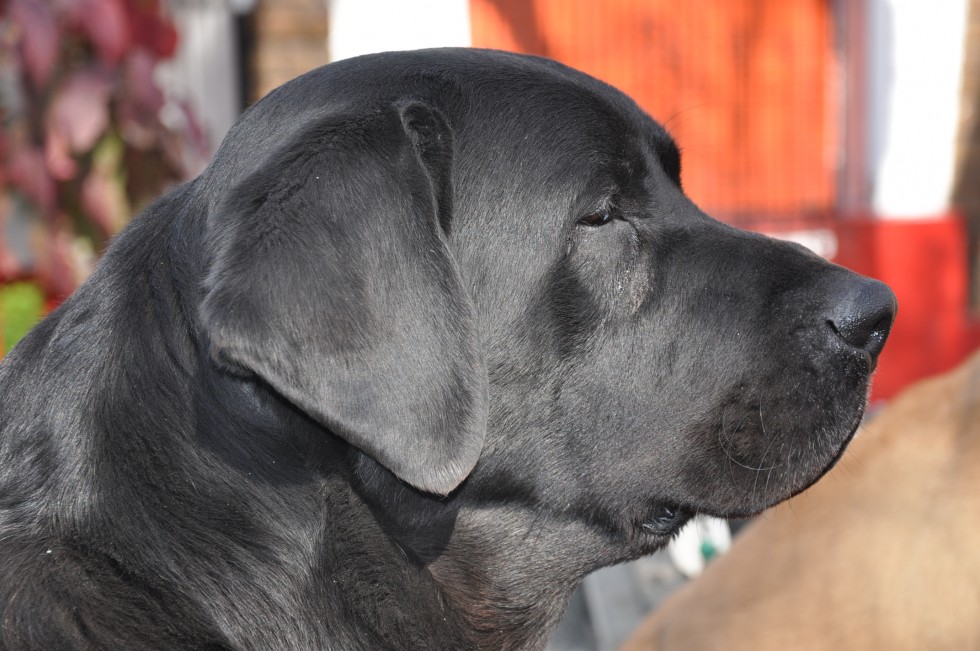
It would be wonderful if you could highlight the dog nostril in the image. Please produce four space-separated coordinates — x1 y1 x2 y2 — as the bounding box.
827 278 897 360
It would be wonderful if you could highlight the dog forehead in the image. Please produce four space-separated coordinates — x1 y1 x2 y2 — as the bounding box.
328 48 666 163
456 65 638 146
433 54 678 194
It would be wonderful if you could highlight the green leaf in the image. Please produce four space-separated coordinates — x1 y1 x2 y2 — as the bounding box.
1 281 46 354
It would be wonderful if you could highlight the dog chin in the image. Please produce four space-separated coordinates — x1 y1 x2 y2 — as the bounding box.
719 405 868 520
784 406 867 501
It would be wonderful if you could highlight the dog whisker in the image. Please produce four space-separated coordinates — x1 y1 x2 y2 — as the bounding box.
717 419 781 474
751 401 783 502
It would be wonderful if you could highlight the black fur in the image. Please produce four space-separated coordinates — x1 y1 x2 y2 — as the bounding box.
0 49 895 649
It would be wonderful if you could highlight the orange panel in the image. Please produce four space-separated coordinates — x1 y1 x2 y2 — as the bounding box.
470 0 837 220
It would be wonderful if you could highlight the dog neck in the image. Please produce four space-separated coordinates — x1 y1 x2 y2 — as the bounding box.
353 453 615 650
426 506 604 650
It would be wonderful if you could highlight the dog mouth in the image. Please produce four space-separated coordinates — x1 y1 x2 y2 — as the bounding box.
640 503 695 538
647 392 870 532
712 403 867 521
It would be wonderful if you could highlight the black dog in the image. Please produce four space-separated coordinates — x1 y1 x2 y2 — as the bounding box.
0 49 895 649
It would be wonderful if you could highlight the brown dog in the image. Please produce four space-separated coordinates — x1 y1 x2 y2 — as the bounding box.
621 351 980 651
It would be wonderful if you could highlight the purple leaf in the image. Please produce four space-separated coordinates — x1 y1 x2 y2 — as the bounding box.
125 48 164 113
44 67 113 179
66 0 131 65
35 221 88 299
81 167 124 236
10 0 59 88
7 146 56 212
44 128 77 180
117 49 164 150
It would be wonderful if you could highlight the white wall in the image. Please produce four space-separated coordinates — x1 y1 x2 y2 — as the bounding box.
328 0 472 62
868 0 969 218
159 1 250 160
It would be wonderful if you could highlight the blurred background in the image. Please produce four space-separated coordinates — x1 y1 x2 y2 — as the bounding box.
0 0 978 649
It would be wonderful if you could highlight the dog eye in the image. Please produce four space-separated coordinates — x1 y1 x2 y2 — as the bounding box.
579 210 613 227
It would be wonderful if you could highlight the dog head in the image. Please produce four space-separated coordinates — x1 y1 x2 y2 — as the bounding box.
199 49 895 545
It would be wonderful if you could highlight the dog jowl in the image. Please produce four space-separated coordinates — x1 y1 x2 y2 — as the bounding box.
0 49 895 649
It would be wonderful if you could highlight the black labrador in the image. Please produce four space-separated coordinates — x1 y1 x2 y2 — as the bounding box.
0 49 896 650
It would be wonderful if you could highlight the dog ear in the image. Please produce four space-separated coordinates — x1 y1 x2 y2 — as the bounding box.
200 101 487 496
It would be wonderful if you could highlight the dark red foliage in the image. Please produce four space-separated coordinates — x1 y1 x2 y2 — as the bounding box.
0 0 207 295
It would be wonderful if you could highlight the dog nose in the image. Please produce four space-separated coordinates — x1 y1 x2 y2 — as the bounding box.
827 277 897 361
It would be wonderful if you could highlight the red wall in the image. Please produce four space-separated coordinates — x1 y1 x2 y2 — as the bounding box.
832 214 980 400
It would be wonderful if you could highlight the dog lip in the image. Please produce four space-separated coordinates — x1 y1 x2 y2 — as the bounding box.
641 504 695 536
693 406 868 521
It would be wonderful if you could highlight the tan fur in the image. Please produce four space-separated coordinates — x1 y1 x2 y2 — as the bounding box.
622 351 980 651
